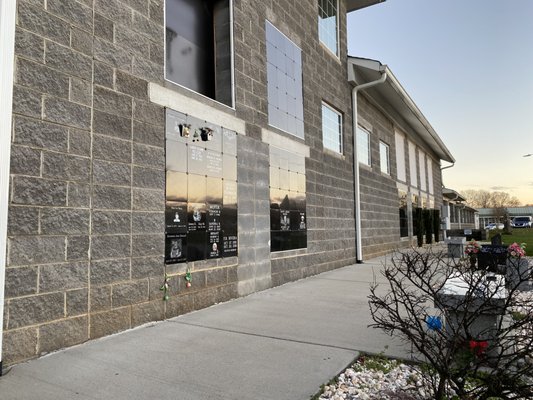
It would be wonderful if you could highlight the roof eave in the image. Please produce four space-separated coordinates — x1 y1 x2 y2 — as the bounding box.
348 57 455 164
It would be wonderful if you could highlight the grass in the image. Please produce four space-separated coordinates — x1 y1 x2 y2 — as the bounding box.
489 228 533 256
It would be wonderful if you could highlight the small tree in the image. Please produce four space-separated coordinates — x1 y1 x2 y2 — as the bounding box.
415 208 424 247
369 249 533 399
424 209 433 245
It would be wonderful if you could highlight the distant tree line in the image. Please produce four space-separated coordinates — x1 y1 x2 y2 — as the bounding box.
462 190 521 209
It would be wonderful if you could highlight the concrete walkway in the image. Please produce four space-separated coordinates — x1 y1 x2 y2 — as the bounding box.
0 254 409 400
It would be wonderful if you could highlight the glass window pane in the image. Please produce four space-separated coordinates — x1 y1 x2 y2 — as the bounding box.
357 126 370 166
380 141 390 175
318 0 338 55
321 103 342 153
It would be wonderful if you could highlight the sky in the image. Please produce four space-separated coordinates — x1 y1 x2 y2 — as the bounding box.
347 0 533 205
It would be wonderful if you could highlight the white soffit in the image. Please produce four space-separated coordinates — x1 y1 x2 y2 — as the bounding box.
348 56 455 163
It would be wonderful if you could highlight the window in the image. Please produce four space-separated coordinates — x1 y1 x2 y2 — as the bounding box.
266 21 304 138
408 140 417 187
318 0 338 56
356 126 370 166
379 141 390 175
427 158 434 194
419 152 426 191
395 132 406 182
321 103 342 153
165 0 233 107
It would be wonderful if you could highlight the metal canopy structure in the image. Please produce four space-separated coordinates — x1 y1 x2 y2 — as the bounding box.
348 56 455 163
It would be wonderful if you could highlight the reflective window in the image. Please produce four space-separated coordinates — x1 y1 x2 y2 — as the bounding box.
318 0 338 56
321 103 342 153
380 141 390 175
165 0 233 107
395 131 406 182
357 126 371 166
265 21 304 138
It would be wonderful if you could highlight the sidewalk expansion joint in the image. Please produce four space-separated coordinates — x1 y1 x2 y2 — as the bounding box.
168 320 359 352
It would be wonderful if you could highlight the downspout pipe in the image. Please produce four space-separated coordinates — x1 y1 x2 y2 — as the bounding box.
0 0 17 376
351 70 387 263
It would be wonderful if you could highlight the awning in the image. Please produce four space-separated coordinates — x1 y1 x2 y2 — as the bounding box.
347 0 386 12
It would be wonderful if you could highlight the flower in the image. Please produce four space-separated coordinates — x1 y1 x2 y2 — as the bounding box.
469 340 489 356
508 242 526 259
465 240 481 256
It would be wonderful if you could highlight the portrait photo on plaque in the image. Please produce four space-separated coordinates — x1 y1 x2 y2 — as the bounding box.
166 171 188 202
165 202 187 233
165 233 187 264
207 231 222 259
280 210 291 231
188 202 206 231
187 231 207 262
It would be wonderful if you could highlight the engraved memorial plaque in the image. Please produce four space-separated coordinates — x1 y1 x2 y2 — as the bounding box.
165 233 187 264
222 129 237 156
222 231 238 257
165 202 187 233
187 202 206 231
206 150 223 178
188 145 206 176
270 167 280 189
207 231 222 259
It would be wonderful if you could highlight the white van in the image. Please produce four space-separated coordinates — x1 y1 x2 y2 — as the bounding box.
511 216 532 228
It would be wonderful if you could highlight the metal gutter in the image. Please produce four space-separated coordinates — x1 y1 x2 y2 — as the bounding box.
349 63 388 263
0 0 17 376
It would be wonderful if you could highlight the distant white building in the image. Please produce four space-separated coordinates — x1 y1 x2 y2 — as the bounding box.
478 207 533 227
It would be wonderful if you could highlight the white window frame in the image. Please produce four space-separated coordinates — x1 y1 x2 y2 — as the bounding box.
318 0 339 57
321 102 343 153
419 151 426 191
394 131 406 182
408 140 417 188
356 125 371 166
379 141 390 175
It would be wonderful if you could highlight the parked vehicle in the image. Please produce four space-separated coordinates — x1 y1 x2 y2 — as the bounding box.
511 216 533 228
484 223 504 230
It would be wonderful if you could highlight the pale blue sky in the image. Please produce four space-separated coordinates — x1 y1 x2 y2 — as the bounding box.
347 0 533 204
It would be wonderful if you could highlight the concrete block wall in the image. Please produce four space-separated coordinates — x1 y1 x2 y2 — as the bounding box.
4 0 240 366
3 0 447 366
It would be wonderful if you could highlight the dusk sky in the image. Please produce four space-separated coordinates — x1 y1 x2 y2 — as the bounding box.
347 0 533 205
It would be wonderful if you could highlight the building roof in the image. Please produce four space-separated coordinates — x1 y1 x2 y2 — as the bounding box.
347 57 455 163
442 188 467 202
347 0 386 12
477 207 533 217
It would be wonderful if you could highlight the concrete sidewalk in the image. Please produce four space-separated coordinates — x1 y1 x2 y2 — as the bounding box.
0 255 409 400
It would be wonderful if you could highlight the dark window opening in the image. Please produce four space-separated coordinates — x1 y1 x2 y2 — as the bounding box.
165 0 233 107
399 192 408 238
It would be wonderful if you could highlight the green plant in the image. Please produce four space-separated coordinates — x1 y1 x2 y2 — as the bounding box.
369 248 533 399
